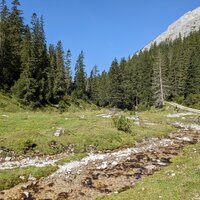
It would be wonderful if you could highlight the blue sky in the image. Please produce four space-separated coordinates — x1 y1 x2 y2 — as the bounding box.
7 0 200 74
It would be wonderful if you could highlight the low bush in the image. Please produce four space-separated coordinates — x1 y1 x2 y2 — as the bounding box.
113 115 132 133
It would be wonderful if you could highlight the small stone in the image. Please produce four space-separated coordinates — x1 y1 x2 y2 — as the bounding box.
80 115 85 119
171 173 176 177
21 185 28 190
145 164 157 174
57 192 68 199
54 128 64 137
28 174 36 181
182 137 192 142
19 175 26 180
197 166 200 172
83 177 93 188
2 115 9 118
21 191 33 199
5 157 12 161
111 161 118 166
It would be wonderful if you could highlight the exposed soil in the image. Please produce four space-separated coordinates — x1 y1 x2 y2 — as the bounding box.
0 128 200 200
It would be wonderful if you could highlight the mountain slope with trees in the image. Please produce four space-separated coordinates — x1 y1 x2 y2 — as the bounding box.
0 0 200 110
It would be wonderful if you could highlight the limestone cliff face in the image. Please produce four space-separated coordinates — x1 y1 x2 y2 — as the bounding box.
143 7 200 51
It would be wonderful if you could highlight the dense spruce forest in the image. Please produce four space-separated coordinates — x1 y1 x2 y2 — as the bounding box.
1 0 200 110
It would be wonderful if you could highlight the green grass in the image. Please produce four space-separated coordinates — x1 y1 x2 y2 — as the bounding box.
0 165 58 191
97 143 200 200
0 96 184 157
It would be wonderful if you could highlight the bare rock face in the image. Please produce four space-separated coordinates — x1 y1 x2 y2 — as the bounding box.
143 7 200 51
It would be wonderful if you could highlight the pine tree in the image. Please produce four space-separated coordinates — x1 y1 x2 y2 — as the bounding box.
30 13 49 105
46 44 56 103
13 14 49 107
12 25 36 105
8 0 24 85
97 70 109 107
65 49 72 94
53 40 67 102
74 51 87 99
108 58 124 108
88 65 99 104
0 0 11 90
184 32 200 97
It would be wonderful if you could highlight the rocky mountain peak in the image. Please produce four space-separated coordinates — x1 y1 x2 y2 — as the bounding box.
143 7 200 51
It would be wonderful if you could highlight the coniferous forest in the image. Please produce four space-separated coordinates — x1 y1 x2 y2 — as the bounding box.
1 0 200 110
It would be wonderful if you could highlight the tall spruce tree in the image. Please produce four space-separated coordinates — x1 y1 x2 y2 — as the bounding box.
53 40 67 102
0 0 11 90
12 25 36 105
65 49 72 94
30 13 49 105
96 70 109 107
74 51 87 99
8 0 24 85
108 58 124 108
46 44 56 103
88 65 99 104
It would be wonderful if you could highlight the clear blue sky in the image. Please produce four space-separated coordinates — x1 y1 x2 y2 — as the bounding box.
7 0 200 74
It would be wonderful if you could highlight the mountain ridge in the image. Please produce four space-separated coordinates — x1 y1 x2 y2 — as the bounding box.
142 6 200 51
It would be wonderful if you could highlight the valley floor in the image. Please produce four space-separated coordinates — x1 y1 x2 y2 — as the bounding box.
1 94 200 199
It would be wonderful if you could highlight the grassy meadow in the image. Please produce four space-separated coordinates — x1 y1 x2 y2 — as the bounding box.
0 92 198 191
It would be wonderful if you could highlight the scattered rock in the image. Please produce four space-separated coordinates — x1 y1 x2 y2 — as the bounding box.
48 182 54 187
2 115 9 118
80 115 85 119
182 137 192 142
193 116 200 123
172 122 200 131
86 145 96 153
54 128 64 137
127 116 140 121
19 175 26 180
144 164 157 174
171 173 176 177
5 157 12 161
82 177 93 188
57 192 68 200
167 112 194 118
21 191 35 200
96 113 113 118
28 174 36 181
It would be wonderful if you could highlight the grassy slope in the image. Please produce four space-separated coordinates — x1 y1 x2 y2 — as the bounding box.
98 143 200 200
0 93 181 156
